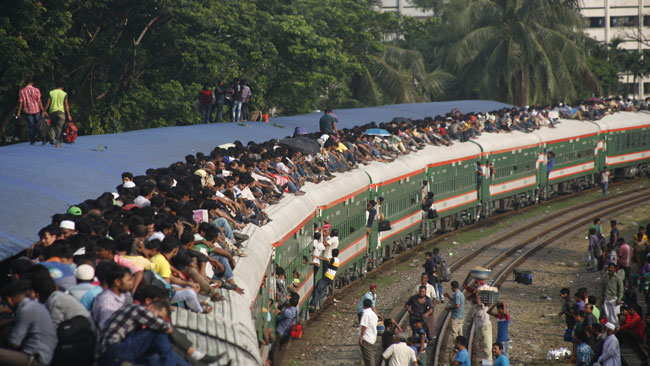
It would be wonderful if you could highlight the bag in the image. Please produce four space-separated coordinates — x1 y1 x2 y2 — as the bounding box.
436 259 452 282
427 209 439 220
62 122 78 143
563 328 573 342
142 270 175 299
51 316 96 366
515 274 533 285
36 118 54 143
378 220 391 232
16 115 28 141
290 323 303 338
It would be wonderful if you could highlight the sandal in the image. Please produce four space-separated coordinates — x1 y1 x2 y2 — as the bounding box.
202 303 214 314
210 291 226 302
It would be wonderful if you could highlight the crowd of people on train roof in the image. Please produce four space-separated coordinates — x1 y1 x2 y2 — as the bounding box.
0 97 642 366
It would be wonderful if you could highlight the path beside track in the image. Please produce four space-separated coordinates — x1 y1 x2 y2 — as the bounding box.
280 180 650 366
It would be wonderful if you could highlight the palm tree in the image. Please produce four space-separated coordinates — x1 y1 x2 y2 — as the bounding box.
352 45 454 106
432 0 598 106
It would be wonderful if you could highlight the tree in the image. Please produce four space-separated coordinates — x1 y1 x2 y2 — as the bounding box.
413 0 598 106
352 45 453 105
0 0 433 143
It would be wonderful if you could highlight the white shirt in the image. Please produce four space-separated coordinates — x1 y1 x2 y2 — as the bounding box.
312 240 326 265
359 308 378 344
240 186 255 201
252 172 272 183
598 334 621 366
413 283 437 300
601 171 610 184
134 195 151 207
324 236 339 259
474 304 491 327
382 342 417 366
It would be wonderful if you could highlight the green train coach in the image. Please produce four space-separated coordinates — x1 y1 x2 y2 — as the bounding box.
227 111 650 364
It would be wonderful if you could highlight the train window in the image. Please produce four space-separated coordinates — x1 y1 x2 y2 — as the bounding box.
626 134 631 149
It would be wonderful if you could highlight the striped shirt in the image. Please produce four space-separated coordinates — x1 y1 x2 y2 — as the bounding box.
324 257 339 280
19 85 42 114
97 304 170 356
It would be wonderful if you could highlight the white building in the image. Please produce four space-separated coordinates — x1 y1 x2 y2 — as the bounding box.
377 0 650 99
378 0 433 18
580 0 650 99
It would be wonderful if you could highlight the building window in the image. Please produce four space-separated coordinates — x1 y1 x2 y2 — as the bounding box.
610 16 637 27
587 17 605 28
645 15 650 26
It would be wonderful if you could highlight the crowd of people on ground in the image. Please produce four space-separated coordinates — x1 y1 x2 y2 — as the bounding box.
343 245 512 366
558 217 650 366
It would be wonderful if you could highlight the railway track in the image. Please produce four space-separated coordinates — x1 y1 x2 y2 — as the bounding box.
620 341 649 366
281 180 650 365
420 188 650 366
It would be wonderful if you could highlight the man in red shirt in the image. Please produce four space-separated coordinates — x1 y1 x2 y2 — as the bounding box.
17 80 46 144
617 305 644 344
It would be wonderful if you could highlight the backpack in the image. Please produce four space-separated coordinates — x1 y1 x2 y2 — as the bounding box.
51 316 96 366
436 258 452 282
62 122 78 143
290 323 303 338
36 118 55 143
142 270 175 299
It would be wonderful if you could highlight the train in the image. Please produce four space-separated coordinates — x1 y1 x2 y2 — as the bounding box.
171 111 650 365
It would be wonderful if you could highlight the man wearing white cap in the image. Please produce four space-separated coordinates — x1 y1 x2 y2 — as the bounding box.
594 322 620 366
59 220 76 238
67 264 99 303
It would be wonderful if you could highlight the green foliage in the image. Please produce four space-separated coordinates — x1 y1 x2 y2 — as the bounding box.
408 0 600 106
0 0 614 142
586 56 619 97
1 0 411 141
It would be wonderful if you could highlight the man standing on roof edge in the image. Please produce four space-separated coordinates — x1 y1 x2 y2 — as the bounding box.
319 108 339 138
17 80 46 145
44 82 72 148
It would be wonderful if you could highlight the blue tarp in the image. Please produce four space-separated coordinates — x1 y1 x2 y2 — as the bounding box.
0 100 511 260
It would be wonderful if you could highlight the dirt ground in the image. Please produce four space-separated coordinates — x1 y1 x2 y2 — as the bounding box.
281 181 650 366
499 203 650 365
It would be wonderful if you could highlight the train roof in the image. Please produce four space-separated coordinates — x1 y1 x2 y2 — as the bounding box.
363 149 429 184
305 169 370 207
0 100 511 260
363 142 482 184
171 292 262 365
534 120 600 143
593 111 650 132
474 130 541 154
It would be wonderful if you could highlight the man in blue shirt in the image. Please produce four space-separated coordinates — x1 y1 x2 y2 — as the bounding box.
445 281 465 341
488 301 511 357
358 284 379 322
492 342 509 366
448 336 470 366
0 280 58 366
276 295 300 338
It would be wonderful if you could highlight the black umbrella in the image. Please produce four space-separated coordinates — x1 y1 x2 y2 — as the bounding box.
279 136 321 154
